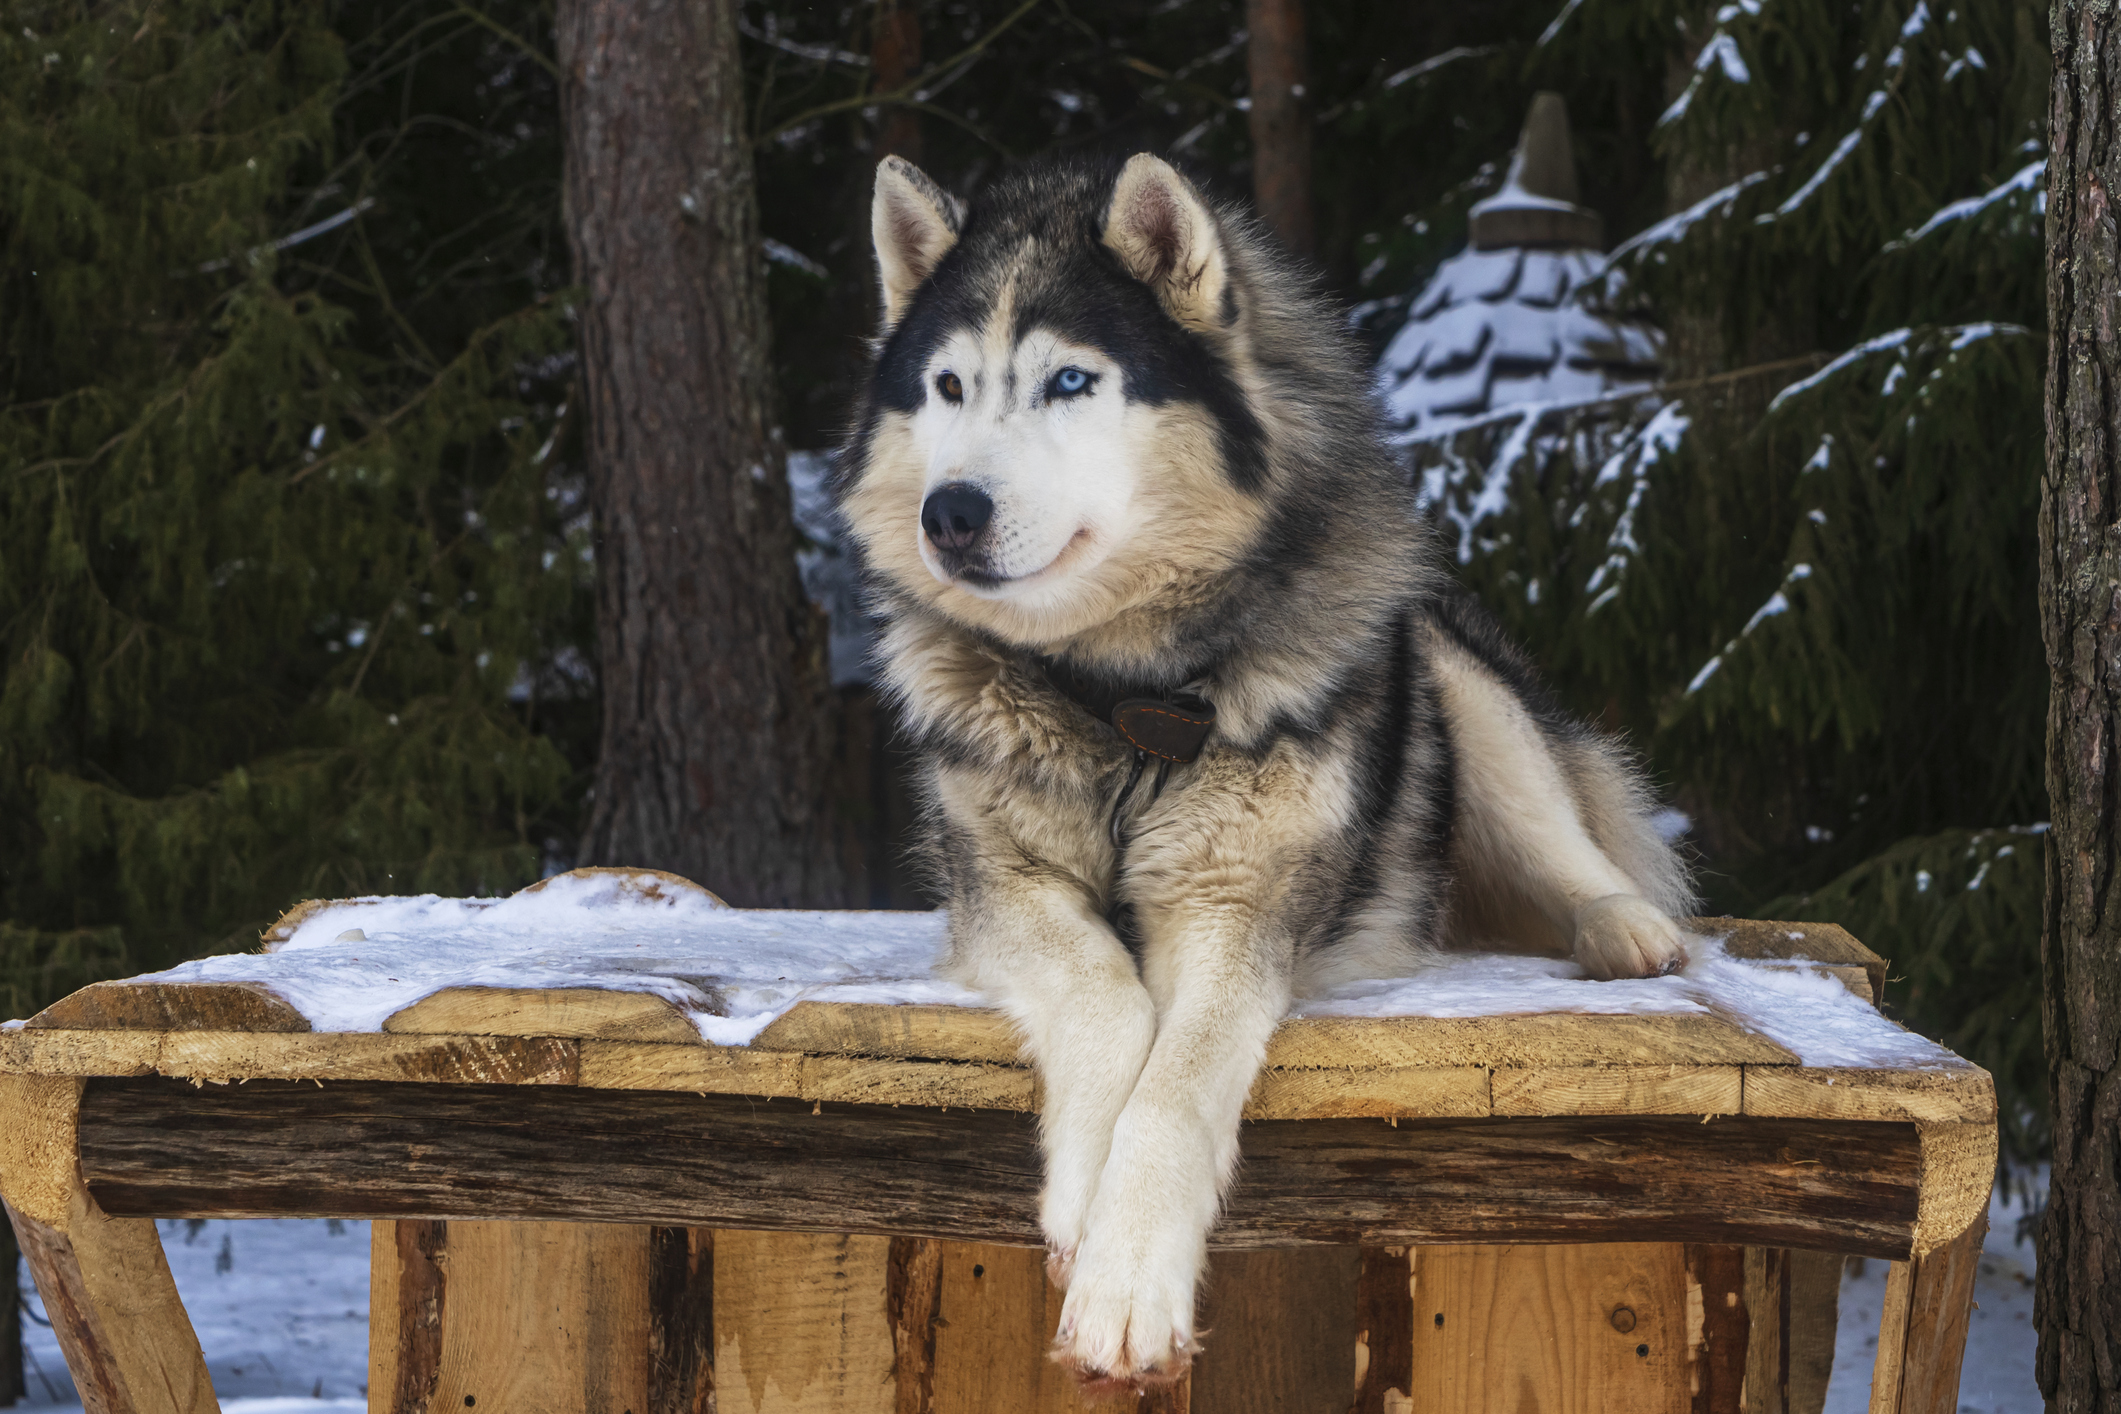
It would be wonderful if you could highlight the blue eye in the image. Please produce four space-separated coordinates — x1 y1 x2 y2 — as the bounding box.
1048 367 1094 399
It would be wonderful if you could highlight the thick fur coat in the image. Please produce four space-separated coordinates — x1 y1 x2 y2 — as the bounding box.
833 151 1695 1390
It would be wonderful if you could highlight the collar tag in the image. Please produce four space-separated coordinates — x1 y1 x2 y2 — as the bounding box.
1111 698 1215 763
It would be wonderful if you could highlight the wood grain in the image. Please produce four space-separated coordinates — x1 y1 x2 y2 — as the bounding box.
76 1079 1927 1256
712 1231 896 1414
1492 1065 1741 1117
383 987 707 1044
1402 1243 1691 1414
1245 1065 1488 1119
927 1242 1077 1413
1265 1012 1797 1069
649 1227 716 1414
885 1238 943 1414
1685 1245 1749 1414
1743 1066 1996 1125
0 1029 579 1087
1869 1209 1988 1414
1352 1246 1415 1414
28 980 310 1033
1191 1247 1359 1414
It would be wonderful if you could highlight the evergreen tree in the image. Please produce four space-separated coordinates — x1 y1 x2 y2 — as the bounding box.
1406 0 2049 1157
1 0 593 1009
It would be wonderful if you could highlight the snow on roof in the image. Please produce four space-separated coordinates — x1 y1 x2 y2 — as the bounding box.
1377 246 1662 433
60 870 1959 1069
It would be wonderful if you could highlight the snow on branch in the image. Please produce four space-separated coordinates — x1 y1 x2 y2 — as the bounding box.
1767 323 2031 411
1606 172 1771 265
1889 159 2046 248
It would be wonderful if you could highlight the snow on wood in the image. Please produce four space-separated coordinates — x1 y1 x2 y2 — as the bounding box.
4 868 1968 1072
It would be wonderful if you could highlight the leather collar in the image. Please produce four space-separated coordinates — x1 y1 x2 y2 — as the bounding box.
1035 655 1217 763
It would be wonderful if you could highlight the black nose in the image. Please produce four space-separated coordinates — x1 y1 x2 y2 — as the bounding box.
921 484 994 552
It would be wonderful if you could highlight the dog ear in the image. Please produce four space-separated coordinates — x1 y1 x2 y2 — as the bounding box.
873 155 965 330
1102 154 1232 334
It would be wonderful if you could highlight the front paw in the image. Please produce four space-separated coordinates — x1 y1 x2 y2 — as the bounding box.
1573 894 1688 980
1052 1243 1200 1391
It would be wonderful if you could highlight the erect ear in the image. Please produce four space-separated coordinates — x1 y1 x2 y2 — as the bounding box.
1102 154 1232 334
872 155 965 330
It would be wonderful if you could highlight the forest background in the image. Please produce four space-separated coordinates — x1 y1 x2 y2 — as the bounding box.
0 0 2050 1389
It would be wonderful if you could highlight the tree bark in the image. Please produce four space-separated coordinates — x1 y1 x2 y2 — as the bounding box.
871 0 923 165
1245 0 1313 257
2039 7 2121 1410
560 0 856 908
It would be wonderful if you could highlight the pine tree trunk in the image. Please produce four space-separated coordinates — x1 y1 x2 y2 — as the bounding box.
2039 6 2121 1410
872 0 923 165
559 0 857 908
1245 0 1313 257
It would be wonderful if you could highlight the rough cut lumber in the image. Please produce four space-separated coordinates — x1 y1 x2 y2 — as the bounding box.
1263 1012 1797 1070
1912 1122 2001 1256
75 1078 1926 1257
0 1028 579 1087
1696 918 1886 1002
1401 1243 1691 1414
1191 1248 1359 1414
0 1075 217 1414
1742 1064 1996 1125
713 1230 897 1413
646 1226 716 1414
752 1002 1020 1063
28 979 310 1033
383 986 707 1044
1683 1244 1749 1414
1245 1065 1488 1119
1866 1208 1987 1414
1491 1065 1741 1117
1352 1246 1416 1414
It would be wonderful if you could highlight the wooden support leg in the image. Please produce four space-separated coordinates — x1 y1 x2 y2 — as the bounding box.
1738 1249 1842 1414
0 1075 216 1414
1866 1208 1988 1414
715 1229 897 1413
1352 1245 1415 1414
1685 1245 1750 1414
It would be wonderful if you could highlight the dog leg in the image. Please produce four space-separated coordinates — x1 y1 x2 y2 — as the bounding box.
1431 636 1689 979
1052 925 1290 1387
946 885 1158 1287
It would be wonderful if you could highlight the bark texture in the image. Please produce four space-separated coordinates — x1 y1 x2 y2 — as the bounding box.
1245 0 1314 257
871 0 923 165
2040 7 2121 1409
560 0 855 907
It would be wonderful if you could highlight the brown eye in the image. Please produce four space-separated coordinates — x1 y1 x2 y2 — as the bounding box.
936 372 963 403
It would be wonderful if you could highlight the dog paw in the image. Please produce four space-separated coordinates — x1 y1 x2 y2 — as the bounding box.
1052 1250 1199 1389
1573 894 1688 980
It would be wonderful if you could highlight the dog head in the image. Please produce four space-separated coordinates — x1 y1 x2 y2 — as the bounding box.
839 154 1278 652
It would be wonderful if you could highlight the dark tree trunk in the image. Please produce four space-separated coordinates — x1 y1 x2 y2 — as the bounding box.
1245 0 1313 257
560 0 857 908
2039 7 2121 1410
872 0 923 165
0 1216 19 1405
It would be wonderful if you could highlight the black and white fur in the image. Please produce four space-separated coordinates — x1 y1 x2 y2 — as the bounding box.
834 152 1695 1391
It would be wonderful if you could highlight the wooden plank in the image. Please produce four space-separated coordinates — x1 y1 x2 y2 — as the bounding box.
1265 1013 1798 1070
752 1004 1021 1063
804 1056 1036 1112
0 1029 578 1087
1191 1247 1358 1414
713 1230 896 1414
28 980 310 1033
368 1221 399 1411
1246 1066 1488 1119
579 1040 803 1096
648 1227 716 1414
1785 1250 1843 1414
1352 1246 1414 1414
885 1238 944 1414
76 1079 1928 1257
383 987 706 1044
1492 1066 1741 1117
1871 1207 1987 1414
421 1221 653 1414
1744 1066 1996 1125
928 1242 1072 1412
1694 918 1886 1002
379 1220 446 1414
1402 1243 1690 1414
0 1074 217 1414
1684 1245 1749 1414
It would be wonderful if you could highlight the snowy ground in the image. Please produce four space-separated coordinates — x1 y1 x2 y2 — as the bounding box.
18 1218 370 1413
16 1175 2046 1412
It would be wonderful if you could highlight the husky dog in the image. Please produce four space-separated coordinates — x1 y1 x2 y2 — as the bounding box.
835 152 1695 1390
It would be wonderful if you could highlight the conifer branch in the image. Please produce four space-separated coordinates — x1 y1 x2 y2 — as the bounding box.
450 5 560 80
755 0 1044 145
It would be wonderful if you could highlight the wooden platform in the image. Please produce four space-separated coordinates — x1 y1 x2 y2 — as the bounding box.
0 880 1995 1414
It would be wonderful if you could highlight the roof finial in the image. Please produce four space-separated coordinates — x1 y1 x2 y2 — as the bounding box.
1469 92 1603 251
